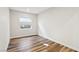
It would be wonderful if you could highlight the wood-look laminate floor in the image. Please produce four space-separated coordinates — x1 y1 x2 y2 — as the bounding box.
7 35 77 52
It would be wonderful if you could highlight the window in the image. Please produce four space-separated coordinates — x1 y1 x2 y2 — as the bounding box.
20 17 32 29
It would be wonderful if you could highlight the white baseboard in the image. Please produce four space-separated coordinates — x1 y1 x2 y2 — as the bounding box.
38 34 79 51
10 35 38 39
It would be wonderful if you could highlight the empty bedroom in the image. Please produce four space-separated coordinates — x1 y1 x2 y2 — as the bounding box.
0 7 79 52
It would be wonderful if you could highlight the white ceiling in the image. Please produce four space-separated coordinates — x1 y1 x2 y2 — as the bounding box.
10 7 50 14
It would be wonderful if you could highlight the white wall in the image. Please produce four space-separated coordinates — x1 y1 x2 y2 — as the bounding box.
0 8 10 51
10 10 38 38
38 7 79 51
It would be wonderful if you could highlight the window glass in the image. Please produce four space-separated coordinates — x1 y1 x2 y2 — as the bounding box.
20 17 32 29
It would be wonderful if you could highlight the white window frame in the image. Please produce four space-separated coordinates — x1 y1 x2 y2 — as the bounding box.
19 16 32 30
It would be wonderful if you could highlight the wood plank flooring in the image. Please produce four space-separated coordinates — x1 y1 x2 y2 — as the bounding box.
7 35 77 52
